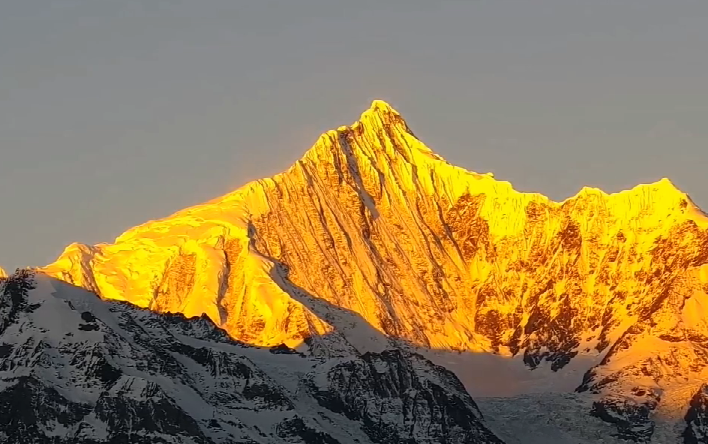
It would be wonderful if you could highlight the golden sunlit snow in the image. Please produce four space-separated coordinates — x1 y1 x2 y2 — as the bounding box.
42 101 708 350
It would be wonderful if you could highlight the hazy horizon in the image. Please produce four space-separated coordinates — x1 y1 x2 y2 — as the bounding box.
1 1 707 271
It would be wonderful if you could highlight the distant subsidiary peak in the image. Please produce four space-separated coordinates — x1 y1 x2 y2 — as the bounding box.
569 176 708 225
571 177 686 203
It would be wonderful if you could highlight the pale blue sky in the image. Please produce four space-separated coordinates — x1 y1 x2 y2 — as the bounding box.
1 1 707 271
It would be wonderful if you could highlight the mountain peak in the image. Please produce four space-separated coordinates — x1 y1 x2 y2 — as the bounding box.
625 177 702 212
356 99 414 136
0 266 6 279
331 99 406 134
298 101 431 174
651 177 682 194
366 99 399 116
370 98 396 111
574 177 684 199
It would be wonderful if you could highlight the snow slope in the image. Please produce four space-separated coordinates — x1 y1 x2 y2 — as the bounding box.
0 270 503 443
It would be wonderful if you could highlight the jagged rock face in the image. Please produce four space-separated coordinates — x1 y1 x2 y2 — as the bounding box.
305 349 502 444
575 263 708 442
684 384 708 444
41 101 708 441
588 394 658 442
0 271 502 443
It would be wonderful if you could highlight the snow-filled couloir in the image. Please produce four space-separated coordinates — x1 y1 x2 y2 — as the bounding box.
41 100 708 442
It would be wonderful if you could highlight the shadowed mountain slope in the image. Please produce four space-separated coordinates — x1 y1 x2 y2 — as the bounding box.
0 269 503 443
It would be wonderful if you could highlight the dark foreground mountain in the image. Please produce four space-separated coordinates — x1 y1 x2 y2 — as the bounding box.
0 270 503 444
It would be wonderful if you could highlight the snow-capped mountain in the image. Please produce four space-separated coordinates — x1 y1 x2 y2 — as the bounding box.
0 269 503 443
21 100 708 442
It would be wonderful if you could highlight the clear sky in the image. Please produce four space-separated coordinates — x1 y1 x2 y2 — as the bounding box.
1 1 707 271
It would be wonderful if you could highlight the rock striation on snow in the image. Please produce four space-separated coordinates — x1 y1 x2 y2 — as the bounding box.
0 270 503 443
39 100 708 442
